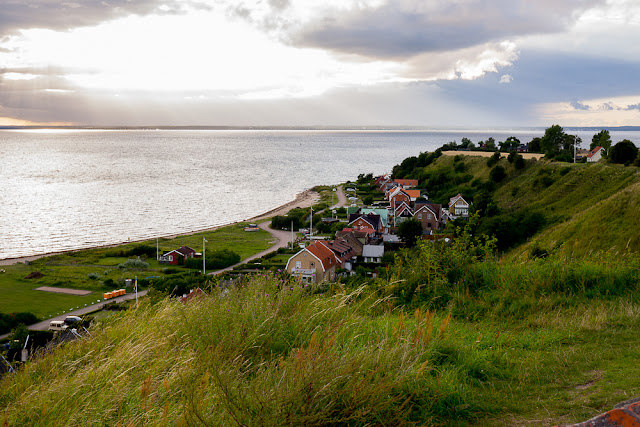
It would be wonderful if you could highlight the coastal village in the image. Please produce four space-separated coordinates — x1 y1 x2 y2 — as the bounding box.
283 176 468 284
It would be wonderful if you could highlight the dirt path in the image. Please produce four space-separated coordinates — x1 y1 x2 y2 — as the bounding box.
335 185 348 207
211 221 294 274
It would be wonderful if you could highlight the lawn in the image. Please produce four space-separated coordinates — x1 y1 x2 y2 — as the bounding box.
0 221 275 319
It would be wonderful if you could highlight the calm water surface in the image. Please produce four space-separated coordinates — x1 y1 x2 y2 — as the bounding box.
1 128 638 259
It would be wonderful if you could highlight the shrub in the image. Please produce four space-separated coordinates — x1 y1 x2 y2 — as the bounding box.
609 139 638 164
489 165 506 183
118 259 150 270
486 151 501 167
184 249 241 270
0 312 39 334
87 272 101 280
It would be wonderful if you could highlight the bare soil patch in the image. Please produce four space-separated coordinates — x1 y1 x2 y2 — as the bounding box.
35 286 93 296
24 271 44 279
441 151 544 160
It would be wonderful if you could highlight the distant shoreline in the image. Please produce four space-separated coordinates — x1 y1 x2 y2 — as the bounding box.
3 125 640 132
0 189 320 266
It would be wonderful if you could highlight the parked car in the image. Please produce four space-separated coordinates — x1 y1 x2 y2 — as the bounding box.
64 316 82 325
49 320 68 331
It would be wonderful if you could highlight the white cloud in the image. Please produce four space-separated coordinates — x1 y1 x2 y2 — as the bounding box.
499 74 513 84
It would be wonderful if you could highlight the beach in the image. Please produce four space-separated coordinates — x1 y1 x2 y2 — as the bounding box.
0 189 320 266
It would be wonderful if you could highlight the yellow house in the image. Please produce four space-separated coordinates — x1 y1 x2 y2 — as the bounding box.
285 241 340 284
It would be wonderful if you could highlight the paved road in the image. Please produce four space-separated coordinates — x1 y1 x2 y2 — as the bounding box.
0 290 149 339
212 221 294 274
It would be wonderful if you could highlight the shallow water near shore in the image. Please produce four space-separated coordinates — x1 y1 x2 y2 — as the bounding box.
2 128 639 259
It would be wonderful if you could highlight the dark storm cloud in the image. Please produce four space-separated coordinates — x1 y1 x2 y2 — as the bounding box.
431 50 640 121
626 104 640 111
290 0 606 59
0 0 185 37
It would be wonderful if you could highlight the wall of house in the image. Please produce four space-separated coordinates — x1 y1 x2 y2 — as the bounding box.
287 251 324 283
416 210 439 230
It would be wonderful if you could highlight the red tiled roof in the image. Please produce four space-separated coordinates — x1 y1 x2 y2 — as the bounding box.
394 179 419 186
586 146 603 158
404 189 421 199
307 242 341 271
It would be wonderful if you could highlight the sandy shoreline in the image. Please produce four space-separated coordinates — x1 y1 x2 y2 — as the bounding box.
0 189 320 266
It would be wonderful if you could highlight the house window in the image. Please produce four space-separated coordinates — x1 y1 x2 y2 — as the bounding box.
427 214 432 220
169 255 173 261
296 261 301 269
418 213 422 219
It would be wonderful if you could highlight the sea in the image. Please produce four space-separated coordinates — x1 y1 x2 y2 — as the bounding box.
2 128 639 260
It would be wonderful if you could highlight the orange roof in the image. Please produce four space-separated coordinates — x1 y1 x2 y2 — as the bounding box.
394 179 419 186
404 189 421 199
307 242 341 271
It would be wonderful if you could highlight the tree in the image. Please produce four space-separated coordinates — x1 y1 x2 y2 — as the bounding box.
609 139 639 164
486 151 501 167
540 124 566 157
485 137 496 150
490 165 507 183
529 137 542 153
590 130 612 153
460 137 474 149
506 136 521 151
397 219 423 247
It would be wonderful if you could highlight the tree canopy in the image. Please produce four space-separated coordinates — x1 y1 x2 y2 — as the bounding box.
609 139 638 164
397 219 423 247
590 130 612 153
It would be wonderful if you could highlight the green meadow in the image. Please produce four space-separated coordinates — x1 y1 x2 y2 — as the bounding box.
0 222 274 318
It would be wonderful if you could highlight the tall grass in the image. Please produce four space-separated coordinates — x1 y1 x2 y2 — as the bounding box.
0 272 505 426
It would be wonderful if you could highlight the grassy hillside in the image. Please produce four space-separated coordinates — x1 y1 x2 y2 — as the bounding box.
400 152 640 257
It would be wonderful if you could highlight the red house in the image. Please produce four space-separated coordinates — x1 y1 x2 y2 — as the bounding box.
159 246 198 265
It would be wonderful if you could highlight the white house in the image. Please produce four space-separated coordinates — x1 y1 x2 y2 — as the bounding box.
586 146 604 163
362 245 384 263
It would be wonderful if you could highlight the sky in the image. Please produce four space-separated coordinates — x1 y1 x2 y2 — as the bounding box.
0 0 639 127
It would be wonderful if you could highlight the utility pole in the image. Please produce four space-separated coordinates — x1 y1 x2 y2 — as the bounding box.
203 237 207 275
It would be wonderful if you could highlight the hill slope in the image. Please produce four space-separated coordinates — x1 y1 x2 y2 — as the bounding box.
400 152 640 257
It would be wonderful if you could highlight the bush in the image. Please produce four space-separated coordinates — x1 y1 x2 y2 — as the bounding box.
0 312 39 335
184 249 241 270
486 151 501 167
609 139 638 164
118 259 150 270
514 155 525 170
489 165 506 183
87 272 101 280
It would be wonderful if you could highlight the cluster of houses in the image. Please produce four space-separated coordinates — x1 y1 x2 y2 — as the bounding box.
285 175 470 284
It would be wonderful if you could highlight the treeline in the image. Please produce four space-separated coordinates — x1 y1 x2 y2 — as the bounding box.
438 125 639 164
0 312 39 335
